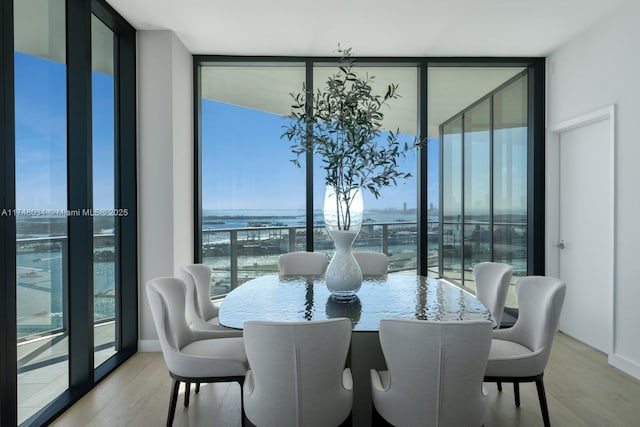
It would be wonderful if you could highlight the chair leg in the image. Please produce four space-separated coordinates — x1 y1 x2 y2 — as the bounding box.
184 382 191 407
514 382 520 407
535 376 551 427
497 381 502 392
240 381 248 427
195 383 200 393
167 379 180 427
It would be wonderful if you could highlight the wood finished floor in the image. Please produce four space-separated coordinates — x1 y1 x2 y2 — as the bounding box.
52 332 640 427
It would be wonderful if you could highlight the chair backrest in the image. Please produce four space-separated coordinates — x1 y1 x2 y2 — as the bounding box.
353 252 388 276
278 251 328 276
509 276 566 368
179 264 217 326
243 319 352 427
472 262 513 326
146 277 197 372
376 319 493 427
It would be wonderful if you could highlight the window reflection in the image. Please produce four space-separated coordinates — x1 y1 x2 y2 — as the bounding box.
432 68 528 308
493 75 528 285
91 14 117 368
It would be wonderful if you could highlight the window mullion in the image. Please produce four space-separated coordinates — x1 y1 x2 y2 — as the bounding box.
66 0 94 390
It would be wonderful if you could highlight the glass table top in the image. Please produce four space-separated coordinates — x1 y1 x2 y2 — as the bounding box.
219 274 494 332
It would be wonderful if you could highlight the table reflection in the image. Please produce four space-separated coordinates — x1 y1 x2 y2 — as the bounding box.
325 296 362 327
219 274 493 331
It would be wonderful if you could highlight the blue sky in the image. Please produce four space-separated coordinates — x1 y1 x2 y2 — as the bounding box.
14 52 115 211
201 99 441 212
15 51 437 215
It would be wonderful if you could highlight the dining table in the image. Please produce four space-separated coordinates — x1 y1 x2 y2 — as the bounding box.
219 273 494 426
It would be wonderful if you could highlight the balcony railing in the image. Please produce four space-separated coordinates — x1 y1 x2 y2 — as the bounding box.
17 234 116 341
201 220 436 294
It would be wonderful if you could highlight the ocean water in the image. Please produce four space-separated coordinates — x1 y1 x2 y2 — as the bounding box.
17 209 525 337
199 209 426 294
17 247 116 338
202 208 425 230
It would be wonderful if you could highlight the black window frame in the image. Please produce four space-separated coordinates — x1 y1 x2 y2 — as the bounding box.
192 56 545 280
0 0 138 425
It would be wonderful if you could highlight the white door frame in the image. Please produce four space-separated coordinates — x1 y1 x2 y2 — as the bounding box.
546 105 616 356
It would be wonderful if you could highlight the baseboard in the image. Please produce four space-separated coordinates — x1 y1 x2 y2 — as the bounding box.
609 353 640 380
138 339 161 352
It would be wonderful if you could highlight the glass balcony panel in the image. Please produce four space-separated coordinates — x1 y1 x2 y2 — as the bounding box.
441 223 462 281
462 223 492 292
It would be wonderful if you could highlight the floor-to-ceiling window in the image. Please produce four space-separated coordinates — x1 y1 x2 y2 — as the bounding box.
493 74 528 286
311 64 420 271
1 1 137 425
433 68 530 307
194 57 545 312
196 60 424 292
14 1 69 421
440 116 463 279
91 13 117 368
197 63 306 294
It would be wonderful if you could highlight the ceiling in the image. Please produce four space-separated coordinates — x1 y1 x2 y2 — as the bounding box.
102 0 628 135
14 0 627 137
201 65 526 136
105 0 628 57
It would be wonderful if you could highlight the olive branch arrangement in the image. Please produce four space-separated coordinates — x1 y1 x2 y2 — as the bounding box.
282 47 423 230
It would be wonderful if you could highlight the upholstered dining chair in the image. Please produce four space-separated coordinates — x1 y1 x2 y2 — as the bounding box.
371 319 493 427
146 277 248 426
277 251 328 276
353 252 388 276
179 263 242 336
472 262 513 328
484 276 566 427
243 319 353 427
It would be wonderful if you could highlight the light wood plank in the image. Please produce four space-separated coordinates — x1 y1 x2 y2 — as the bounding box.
53 332 640 427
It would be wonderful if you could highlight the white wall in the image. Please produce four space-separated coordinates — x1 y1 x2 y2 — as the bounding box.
547 1 640 378
137 30 193 349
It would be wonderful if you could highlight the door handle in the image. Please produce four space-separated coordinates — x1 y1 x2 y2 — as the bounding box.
556 240 565 250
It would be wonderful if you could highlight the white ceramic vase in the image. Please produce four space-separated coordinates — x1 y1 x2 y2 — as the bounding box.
323 186 363 301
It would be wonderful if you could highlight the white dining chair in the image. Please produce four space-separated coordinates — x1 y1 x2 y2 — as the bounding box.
146 277 248 426
484 276 566 427
353 252 388 276
472 262 513 328
278 251 328 276
371 319 493 427
243 319 353 427
179 263 242 336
